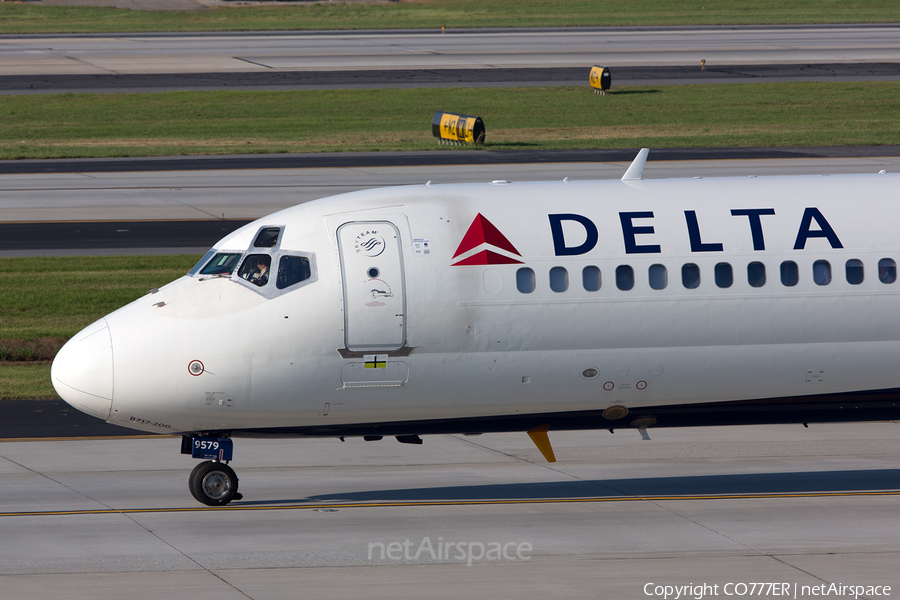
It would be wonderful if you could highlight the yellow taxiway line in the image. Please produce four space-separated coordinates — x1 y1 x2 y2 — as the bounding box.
2 490 898 518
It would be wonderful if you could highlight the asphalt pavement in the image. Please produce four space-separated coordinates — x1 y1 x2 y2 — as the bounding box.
4 145 900 175
5 62 900 94
0 219 250 252
0 399 152 439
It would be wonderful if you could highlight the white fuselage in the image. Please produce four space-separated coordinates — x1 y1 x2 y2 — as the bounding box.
51 172 900 436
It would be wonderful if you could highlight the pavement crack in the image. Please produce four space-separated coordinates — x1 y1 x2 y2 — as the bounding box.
0 454 118 510
768 554 831 585
642 499 772 556
447 434 631 496
118 511 255 599
449 433 549 465
153 189 225 220
56 54 119 75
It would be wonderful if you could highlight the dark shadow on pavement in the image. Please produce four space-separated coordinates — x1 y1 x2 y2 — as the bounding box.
235 469 900 506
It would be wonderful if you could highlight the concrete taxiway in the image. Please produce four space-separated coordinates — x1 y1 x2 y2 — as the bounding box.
4 26 900 76
4 154 900 255
5 155 900 224
1 424 898 599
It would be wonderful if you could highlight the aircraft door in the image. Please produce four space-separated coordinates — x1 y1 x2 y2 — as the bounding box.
337 221 407 352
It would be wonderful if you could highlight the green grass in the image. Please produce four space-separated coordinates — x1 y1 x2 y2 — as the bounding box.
3 81 900 159
0 255 200 400
0 255 200 340
0 362 56 400
1 0 899 34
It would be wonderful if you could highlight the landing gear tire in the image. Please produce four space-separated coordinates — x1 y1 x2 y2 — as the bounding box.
189 461 242 506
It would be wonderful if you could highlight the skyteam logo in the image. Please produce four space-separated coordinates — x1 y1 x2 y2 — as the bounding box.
451 213 523 266
354 231 386 257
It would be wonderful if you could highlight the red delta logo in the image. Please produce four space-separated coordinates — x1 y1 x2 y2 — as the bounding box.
451 213 523 266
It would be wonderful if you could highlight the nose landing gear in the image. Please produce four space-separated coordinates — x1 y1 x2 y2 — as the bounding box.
188 460 242 506
183 435 242 506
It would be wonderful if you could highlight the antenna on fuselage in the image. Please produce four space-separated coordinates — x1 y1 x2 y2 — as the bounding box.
621 148 650 181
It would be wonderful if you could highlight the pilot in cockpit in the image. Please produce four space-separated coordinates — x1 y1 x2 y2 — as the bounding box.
249 259 269 286
239 255 271 287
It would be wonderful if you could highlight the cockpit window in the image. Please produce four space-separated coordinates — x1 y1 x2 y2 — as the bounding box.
238 254 272 287
253 227 281 248
277 255 311 290
198 252 243 276
188 249 217 276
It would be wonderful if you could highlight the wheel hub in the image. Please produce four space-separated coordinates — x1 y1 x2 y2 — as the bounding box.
202 471 232 500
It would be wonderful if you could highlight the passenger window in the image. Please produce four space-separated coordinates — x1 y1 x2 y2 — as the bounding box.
254 227 281 248
878 258 897 284
747 261 766 287
582 266 601 292
780 261 799 287
714 263 733 288
277 255 312 290
238 254 272 287
616 265 634 291
845 259 864 285
549 267 568 293
198 252 243 276
516 268 535 294
813 260 832 286
649 264 667 290
682 263 700 289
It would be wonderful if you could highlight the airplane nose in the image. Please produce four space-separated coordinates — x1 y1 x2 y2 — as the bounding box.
51 318 114 421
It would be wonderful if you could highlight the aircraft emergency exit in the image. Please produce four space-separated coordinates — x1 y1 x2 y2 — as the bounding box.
51 150 900 506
